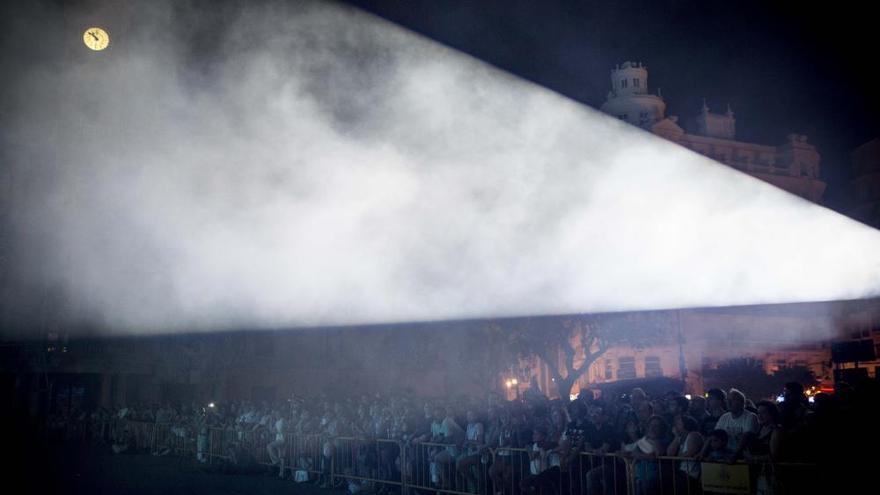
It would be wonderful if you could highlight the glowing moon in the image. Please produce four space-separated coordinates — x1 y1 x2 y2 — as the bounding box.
83 27 110 51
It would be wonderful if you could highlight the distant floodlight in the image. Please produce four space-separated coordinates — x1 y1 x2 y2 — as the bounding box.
208 402 215 408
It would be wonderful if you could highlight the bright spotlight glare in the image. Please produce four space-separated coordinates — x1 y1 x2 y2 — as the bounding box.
6 0 880 335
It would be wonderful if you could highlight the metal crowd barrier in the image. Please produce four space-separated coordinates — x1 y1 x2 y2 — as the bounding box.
490 447 630 495
633 455 815 495
329 436 405 492
61 420 818 495
280 433 325 481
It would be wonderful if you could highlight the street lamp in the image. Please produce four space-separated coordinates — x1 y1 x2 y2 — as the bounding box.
505 378 520 400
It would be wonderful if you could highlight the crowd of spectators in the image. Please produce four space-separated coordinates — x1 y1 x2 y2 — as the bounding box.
45 379 878 495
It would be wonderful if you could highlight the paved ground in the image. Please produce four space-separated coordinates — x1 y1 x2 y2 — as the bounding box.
16 440 346 495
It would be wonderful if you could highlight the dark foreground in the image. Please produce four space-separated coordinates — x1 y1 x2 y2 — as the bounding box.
15 438 339 495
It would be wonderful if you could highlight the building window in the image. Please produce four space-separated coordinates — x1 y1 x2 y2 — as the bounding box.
618 357 636 380
645 356 663 377
618 113 628 121
605 361 613 380
633 78 640 88
621 79 628 88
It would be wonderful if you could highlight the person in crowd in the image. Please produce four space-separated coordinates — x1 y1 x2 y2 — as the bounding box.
713 388 758 458
547 405 568 444
582 404 622 494
702 388 727 436
667 395 690 425
111 427 135 454
520 427 559 495
780 382 809 430
635 401 654 433
779 382 810 450
687 395 709 427
267 409 287 477
701 429 734 462
64 379 874 495
620 418 642 455
630 388 648 412
743 400 783 463
629 415 669 495
482 406 502 465
667 415 703 493
425 406 463 489
456 409 486 493
488 410 519 495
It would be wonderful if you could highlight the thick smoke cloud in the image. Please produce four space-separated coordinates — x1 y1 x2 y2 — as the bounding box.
2 0 880 335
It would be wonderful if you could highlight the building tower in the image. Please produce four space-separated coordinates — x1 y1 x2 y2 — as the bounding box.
693 100 736 140
599 61 667 129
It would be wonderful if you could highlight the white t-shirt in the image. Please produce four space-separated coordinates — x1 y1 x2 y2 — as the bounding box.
714 411 758 450
275 418 287 442
529 443 547 475
465 423 484 455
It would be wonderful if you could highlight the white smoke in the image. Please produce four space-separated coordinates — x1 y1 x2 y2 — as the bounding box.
4 0 880 335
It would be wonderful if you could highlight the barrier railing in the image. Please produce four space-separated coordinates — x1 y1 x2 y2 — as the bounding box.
53 419 818 495
578 451 632 495
639 455 815 495
330 436 405 493
404 440 493 495
282 433 326 482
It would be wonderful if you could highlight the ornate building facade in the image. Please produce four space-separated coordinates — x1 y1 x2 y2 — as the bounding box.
601 61 825 203
564 62 876 397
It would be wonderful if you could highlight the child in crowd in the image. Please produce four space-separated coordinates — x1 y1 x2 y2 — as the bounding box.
702 429 734 462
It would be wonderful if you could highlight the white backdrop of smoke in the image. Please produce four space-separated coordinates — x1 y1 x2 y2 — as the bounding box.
4 0 880 334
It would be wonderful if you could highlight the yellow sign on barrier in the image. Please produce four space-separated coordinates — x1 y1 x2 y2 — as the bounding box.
701 462 750 494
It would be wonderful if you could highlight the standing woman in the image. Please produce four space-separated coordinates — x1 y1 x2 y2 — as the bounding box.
745 401 785 494
667 415 703 493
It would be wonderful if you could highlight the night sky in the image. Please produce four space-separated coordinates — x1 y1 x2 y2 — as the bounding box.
346 0 880 211
2 0 878 210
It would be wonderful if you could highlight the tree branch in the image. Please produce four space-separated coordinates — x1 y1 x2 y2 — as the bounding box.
534 348 564 382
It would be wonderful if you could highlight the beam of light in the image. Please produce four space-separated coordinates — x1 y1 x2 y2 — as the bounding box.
2 0 880 336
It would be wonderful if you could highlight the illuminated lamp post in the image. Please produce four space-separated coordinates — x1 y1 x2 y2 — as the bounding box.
505 378 520 400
